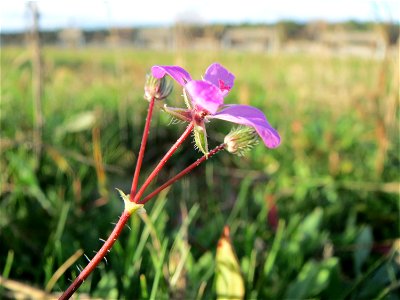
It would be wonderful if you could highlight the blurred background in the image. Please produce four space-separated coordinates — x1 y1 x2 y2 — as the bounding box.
1 1 399 299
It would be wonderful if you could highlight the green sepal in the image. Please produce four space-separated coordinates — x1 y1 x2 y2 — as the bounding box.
162 105 192 122
193 122 209 157
183 89 193 110
116 188 146 215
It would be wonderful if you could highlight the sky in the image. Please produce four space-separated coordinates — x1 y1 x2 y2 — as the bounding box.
0 0 398 32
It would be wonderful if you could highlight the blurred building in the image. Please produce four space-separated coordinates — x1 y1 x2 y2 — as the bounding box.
58 28 85 48
1 22 397 59
133 27 174 50
221 27 281 52
318 31 387 58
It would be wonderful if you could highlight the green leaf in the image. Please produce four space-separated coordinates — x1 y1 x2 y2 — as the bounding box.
285 258 339 299
92 271 119 299
216 226 245 300
354 225 373 277
55 110 97 138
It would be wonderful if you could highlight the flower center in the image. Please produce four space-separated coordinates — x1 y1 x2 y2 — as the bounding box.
193 109 209 124
218 79 231 92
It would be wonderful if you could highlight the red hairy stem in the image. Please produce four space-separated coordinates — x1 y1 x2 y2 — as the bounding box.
139 143 226 205
61 122 194 299
130 97 156 201
59 211 131 300
132 122 194 203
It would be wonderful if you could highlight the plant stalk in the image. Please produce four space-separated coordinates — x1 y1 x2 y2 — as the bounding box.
130 97 156 200
59 211 131 300
60 123 195 299
132 122 194 203
139 143 226 205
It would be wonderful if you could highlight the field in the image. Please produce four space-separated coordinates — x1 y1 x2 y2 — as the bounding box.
1 46 399 299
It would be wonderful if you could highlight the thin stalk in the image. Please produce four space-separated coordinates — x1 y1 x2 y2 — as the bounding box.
132 122 194 203
29 2 44 165
139 143 226 205
61 122 195 299
130 97 156 201
59 211 132 300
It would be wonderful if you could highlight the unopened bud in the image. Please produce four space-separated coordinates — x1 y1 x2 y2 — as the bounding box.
144 74 173 101
224 126 259 156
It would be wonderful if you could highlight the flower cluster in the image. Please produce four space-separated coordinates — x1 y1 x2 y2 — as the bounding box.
151 63 280 155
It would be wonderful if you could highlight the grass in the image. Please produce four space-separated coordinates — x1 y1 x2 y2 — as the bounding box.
1 46 399 299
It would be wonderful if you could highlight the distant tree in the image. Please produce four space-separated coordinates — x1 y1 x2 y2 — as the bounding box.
342 20 374 31
277 20 306 40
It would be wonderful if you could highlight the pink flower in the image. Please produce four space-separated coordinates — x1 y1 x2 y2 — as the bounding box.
151 63 280 149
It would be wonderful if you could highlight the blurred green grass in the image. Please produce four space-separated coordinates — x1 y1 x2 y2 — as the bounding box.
1 46 399 299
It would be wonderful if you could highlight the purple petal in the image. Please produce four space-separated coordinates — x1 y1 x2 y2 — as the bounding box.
204 63 235 96
212 105 281 148
185 80 224 115
151 65 192 86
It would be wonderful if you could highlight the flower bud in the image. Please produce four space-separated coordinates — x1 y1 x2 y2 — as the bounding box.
224 126 259 156
144 74 173 101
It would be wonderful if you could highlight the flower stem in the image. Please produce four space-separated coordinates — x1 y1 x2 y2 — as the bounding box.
132 122 194 203
59 211 132 300
139 143 226 205
130 97 156 201
60 122 194 299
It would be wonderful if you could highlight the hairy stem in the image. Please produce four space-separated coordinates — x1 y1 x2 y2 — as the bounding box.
132 122 194 203
61 122 194 299
59 211 131 300
130 97 156 201
139 143 226 205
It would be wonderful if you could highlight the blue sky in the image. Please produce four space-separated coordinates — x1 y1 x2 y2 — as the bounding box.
1 0 398 32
